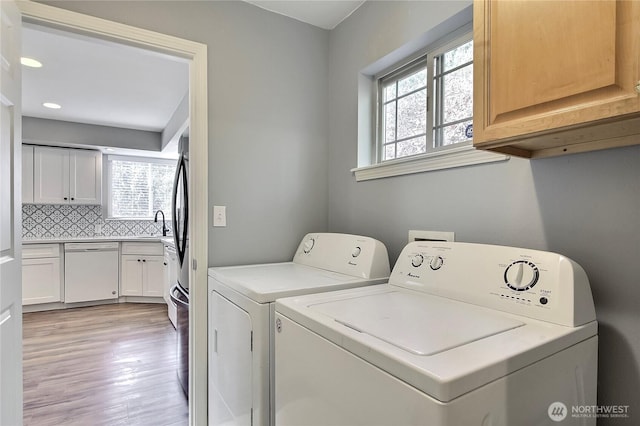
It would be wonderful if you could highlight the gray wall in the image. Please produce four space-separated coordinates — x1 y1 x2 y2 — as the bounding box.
328 1 640 423
23 116 162 151
43 0 331 266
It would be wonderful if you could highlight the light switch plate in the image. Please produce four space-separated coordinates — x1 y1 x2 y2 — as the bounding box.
213 205 227 227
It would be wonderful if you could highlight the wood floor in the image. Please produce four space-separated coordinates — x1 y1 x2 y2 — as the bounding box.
23 303 188 426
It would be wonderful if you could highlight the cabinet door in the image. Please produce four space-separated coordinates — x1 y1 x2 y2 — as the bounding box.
142 256 165 297
22 145 34 204
120 255 143 296
473 0 640 155
33 146 69 204
69 150 102 205
22 257 61 305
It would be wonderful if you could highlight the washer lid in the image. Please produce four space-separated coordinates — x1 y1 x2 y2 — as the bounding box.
310 291 524 356
209 263 382 303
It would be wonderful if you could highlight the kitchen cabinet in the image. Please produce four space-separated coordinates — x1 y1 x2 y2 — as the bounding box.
22 145 34 203
473 0 640 158
22 244 61 305
33 146 102 204
120 242 165 297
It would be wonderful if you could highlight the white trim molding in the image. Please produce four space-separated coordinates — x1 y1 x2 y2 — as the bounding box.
18 2 209 424
351 144 508 181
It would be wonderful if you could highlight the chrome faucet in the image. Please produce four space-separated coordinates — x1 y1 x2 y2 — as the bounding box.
154 210 169 237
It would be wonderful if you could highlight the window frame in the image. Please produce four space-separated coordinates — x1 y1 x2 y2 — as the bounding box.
352 23 508 182
105 155 177 220
376 31 474 163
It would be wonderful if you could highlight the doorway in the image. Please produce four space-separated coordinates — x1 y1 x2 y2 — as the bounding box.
17 2 209 423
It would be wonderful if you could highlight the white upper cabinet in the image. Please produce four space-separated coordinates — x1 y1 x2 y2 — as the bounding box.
33 146 102 205
22 145 34 204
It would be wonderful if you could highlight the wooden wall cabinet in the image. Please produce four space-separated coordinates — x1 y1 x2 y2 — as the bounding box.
33 146 102 204
473 0 640 158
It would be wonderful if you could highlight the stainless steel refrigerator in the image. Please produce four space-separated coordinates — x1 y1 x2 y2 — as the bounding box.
169 135 189 397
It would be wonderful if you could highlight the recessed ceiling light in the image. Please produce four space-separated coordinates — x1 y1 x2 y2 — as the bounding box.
43 102 61 109
21 57 43 68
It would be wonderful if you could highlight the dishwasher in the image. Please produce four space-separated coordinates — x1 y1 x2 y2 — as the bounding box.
64 242 119 303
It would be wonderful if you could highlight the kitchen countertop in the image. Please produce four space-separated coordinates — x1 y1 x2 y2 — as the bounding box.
23 236 175 247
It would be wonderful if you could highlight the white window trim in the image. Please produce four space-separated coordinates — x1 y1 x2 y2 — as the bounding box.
105 155 176 220
351 142 508 182
354 20 509 181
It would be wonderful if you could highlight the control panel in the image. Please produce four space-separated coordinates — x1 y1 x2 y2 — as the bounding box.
390 241 595 327
293 233 390 279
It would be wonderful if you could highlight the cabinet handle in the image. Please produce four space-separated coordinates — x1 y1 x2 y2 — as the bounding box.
142 259 146 262
63 197 68 200
163 262 167 266
636 80 640 94
137 259 141 262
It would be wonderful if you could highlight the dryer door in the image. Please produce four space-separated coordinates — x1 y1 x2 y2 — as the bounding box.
209 292 253 426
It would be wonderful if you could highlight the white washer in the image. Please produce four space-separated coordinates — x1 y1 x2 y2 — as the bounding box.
275 241 598 426
207 233 390 426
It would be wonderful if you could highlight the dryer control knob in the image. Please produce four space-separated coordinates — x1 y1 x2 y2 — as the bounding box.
303 238 315 254
504 260 539 291
352 246 362 258
430 256 444 270
411 254 424 267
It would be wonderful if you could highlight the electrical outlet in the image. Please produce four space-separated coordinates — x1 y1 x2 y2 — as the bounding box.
213 205 227 227
94 223 102 235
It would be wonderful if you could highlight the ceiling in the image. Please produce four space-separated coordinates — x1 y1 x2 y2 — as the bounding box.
20 1 363 147
22 23 189 133
245 0 365 30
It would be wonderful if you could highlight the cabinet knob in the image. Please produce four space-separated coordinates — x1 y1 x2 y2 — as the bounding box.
112 291 116 295
636 80 640 94
137 259 141 262
71 197 75 201
142 259 146 262
63 197 68 200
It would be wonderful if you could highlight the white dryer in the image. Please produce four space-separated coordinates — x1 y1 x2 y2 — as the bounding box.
275 241 598 426
207 233 390 426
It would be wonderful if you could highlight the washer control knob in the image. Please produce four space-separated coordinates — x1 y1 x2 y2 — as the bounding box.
352 246 362 258
430 256 444 270
303 238 315 254
504 260 539 291
411 254 424 267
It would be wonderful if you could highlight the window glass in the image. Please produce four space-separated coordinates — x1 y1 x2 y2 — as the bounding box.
108 158 176 219
379 33 473 160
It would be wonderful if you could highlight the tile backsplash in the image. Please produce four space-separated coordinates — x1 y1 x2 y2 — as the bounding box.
22 204 172 240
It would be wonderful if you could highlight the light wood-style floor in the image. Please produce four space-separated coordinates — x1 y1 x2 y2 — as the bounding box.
23 303 188 426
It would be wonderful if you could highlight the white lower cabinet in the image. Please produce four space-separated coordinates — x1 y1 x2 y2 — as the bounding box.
120 242 165 297
22 244 61 305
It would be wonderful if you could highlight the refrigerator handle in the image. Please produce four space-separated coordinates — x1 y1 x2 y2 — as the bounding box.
172 154 189 265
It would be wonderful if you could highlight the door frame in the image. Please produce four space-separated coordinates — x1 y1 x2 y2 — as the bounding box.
17 2 209 424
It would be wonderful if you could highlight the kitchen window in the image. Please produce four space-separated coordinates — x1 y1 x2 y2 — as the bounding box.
353 27 507 181
106 156 176 219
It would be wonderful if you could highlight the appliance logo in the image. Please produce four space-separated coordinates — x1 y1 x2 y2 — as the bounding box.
407 273 420 279
348 261 357 266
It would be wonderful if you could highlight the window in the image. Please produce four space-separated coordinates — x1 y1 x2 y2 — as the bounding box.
352 23 507 182
379 35 473 161
107 156 176 219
